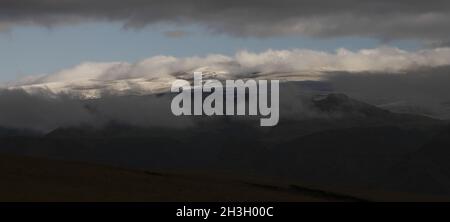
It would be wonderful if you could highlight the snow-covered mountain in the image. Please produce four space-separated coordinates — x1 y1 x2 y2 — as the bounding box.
5 68 325 99
7 77 174 99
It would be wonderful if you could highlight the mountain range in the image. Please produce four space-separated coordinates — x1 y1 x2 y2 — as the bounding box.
0 90 449 200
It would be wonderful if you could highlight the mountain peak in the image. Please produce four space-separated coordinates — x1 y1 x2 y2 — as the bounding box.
312 93 389 117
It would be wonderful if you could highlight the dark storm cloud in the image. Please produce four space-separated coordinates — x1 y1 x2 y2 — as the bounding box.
1 0 450 42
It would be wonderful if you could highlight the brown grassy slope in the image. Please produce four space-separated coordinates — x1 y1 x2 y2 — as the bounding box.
0 153 344 202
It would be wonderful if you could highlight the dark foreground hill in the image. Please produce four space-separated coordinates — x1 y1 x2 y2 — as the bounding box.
0 153 365 201
1 153 446 201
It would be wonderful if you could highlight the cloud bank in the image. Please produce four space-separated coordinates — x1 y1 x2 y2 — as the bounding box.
1 0 450 42
0 89 193 131
10 47 450 90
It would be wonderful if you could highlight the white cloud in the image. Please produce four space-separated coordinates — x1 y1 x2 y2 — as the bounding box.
4 46 450 99
235 47 450 73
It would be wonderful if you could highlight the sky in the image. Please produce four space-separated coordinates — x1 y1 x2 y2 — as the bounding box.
1 0 441 82
0 22 421 82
